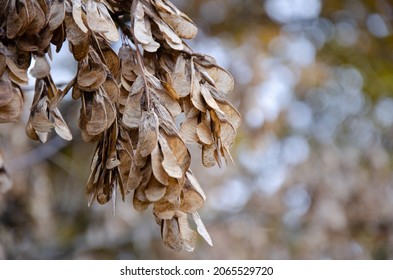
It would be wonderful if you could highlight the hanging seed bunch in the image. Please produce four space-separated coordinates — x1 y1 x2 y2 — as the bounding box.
0 0 241 251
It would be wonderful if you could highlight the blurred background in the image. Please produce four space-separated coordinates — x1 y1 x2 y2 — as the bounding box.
1 0 393 259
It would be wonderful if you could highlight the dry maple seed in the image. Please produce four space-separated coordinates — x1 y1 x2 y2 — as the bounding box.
0 0 241 251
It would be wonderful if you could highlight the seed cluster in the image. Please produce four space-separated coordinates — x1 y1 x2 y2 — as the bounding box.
0 0 241 251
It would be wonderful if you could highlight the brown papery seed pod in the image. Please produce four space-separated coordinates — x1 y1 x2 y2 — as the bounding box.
0 0 240 251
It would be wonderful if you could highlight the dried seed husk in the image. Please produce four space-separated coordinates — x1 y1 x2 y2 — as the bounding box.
130 74 145 94
5 45 32 70
161 218 182 251
26 119 40 141
127 163 143 191
133 1 151 45
153 89 182 118
120 75 131 92
119 45 138 81
206 83 227 103
180 186 204 213
203 65 234 94
102 48 120 76
0 53 6 77
153 200 175 220
6 0 28 39
118 148 131 184
156 0 196 31
72 0 88 33
0 85 24 123
184 101 200 119
30 111 53 133
86 145 103 199
106 151 120 170
176 211 197 252
102 76 120 103
49 0 66 31
137 110 159 157
202 144 216 167
77 53 107 91
30 56 50 79
218 101 242 129
154 102 178 136
30 95 54 134
145 175 167 202
105 124 120 169
96 171 115 204
24 26 53 53
151 144 169 185
141 17 161 52
210 109 221 138
220 122 236 149
139 159 153 189
51 23 66 52
158 134 183 179
135 176 149 203
35 130 50 143
52 107 73 141
162 81 179 100
192 212 213 246
0 73 13 107
72 84 82 99
6 58 28 84
163 177 182 204
102 90 116 129
134 141 148 167
197 117 213 145
171 55 191 98
163 131 191 173
86 0 119 42
179 116 198 144
26 0 47 35
185 170 206 201
200 83 223 114
196 64 215 86
122 77 143 129
85 92 108 136
158 10 197 40
190 67 206 112
133 178 151 211
65 11 90 61
193 53 217 66
143 5 183 50
69 40 90 61
133 1 160 51
78 94 99 142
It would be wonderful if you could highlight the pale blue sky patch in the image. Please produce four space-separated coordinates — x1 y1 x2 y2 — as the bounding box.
265 0 322 23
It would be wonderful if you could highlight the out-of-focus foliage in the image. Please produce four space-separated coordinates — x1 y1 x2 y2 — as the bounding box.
1 0 393 259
